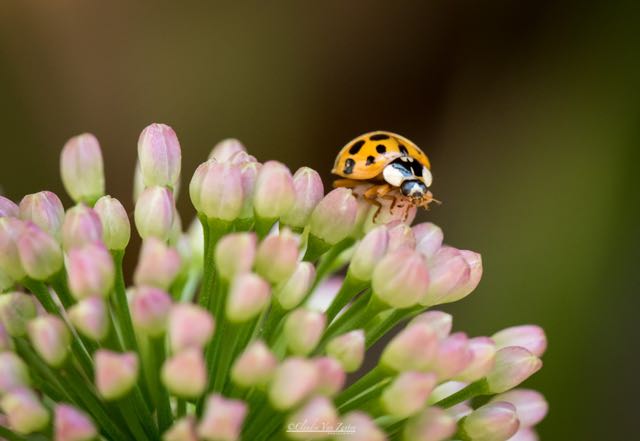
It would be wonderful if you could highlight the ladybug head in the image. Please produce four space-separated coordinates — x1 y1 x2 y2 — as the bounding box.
400 179 428 201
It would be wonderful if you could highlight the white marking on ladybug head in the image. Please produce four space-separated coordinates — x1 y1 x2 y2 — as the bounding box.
422 167 432 187
382 164 406 187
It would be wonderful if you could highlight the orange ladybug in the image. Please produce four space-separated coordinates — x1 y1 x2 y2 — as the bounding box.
332 131 437 219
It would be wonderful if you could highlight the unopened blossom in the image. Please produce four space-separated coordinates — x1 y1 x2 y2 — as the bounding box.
19 191 65 241
27 315 71 367
0 217 27 280
430 332 472 380
381 371 438 418
283 308 326 355
254 229 299 284
60 133 105 204
237 160 261 222
226 273 271 323
94 350 139 400
138 123 182 188
134 238 181 290
168 303 215 352
456 336 497 382
61 205 103 250
314 357 346 396
163 417 198 441
0 195 19 218
507 428 539 441
252 160 295 222
491 389 548 428
420 246 471 306
268 357 319 410
286 396 339 440
413 222 444 258
66 243 114 299
308 188 358 246
209 138 246 162
492 325 547 357
326 329 365 373
18 222 63 280
281 167 325 229
162 348 207 398
429 381 468 404
387 221 416 251
135 186 175 240
130 286 172 337
372 248 430 308
485 347 543 393
403 406 457 441
93 195 131 250
68 297 109 341
54 404 97 441
0 351 30 393
459 401 520 441
0 268 12 293
335 412 386 441
0 323 12 351
231 340 277 388
190 160 243 222
276 261 315 310
348 225 389 282
410 311 453 340
0 292 37 337
381 322 439 372
0 388 49 434
197 394 247 441
214 232 257 281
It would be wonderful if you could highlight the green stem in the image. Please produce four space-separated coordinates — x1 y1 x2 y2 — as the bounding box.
0 426 29 441
197 217 230 311
310 237 355 291
325 273 368 323
261 303 286 345
178 267 201 303
302 233 331 262
254 216 276 239
335 365 389 407
434 379 490 408
117 396 151 441
149 336 172 433
365 305 422 348
48 270 75 308
176 398 186 418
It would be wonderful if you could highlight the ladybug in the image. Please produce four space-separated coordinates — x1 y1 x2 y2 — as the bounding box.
332 131 437 219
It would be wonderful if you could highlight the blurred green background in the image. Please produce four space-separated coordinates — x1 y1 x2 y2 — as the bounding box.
1 1 639 439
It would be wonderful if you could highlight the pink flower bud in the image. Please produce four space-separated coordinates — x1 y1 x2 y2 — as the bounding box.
309 188 358 245
130 286 172 337
54 404 97 441
507 428 539 441
214 232 257 281
492 325 547 358
208 138 246 162
163 417 198 441
0 323 12 351
455 337 497 382
254 229 300 284
286 396 339 440
372 248 429 308
0 196 19 218
276 261 316 310
190 160 244 221
19 191 64 241
61 205 103 250
226 273 271 323
134 238 181 290
135 186 175 240
238 161 260 220
18 222 63 280
348 226 389 282
133 161 145 203
68 297 109 341
413 222 444 259
284 308 326 356
360 192 417 231
460 401 520 441
381 372 437 418
93 196 131 250
168 303 215 352
161 348 207 399
281 167 324 228
94 350 139 400
252 161 296 221
67 243 115 299
231 340 277 388
409 311 453 340
0 388 49 434
268 357 319 410
335 412 385 441
403 407 457 441
491 389 548 428
0 352 30 393
387 221 416 252
314 357 346 396
197 394 247 441
0 217 27 280
449 402 473 421
420 246 471 306
27 315 70 367
430 332 472 381
381 322 439 372
429 381 468 404
0 292 37 337
454 249 483 298
137 123 182 188
60 133 105 204
326 330 365 373
485 347 543 393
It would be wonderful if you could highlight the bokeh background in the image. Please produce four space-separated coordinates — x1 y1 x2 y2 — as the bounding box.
1 1 639 439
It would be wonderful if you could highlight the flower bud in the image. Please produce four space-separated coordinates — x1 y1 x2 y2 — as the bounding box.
280 167 324 229
490 389 548 428
0 388 49 434
67 243 115 299
287 396 339 440
238 161 260 221
387 221 416 252
19 191 65 241
54 404 97 441
68 297 109 341
336 412 385 441
17 222 63 280
455 337 497 382
94 350 139 400
133 161 145 203
508 428 539 441
214 232 257 281
0 196 18 218
198 394 247 441
372 248 429 308
254 229 299 284
252 161 295 221
460 402 520 441
0 323 12 351
135 186 175 240
130 286 172 337
163 417 198 441
231 340 277 388
348 225 389 282
0 268 13 293
0 217 26 280
27 315 70 367
168 303 215 352
60 133 105 204
276 261 315 310
137 123 182 188
403 407 457 441
381 372 437 418
314 357 346 396
409 311 453 340
94 196 131 250
190 160 243 221
454 250 483 298
430 332 472 381
209 138 246 162
161 348 207 399
381 322 439 372
0 292 37 337
226 273 271 323
309 188 358 245
492 325 547 358
284 308 326 356
420 246 471 306
0 352 30 393
485 347 543 393
449 402 473 421
61 205 103 250
134 238 181 290
428 381 468 404
268 357 319 410
326 330 365 373
413 222 443 259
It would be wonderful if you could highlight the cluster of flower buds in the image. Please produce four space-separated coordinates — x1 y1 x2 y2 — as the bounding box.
0 123 547 441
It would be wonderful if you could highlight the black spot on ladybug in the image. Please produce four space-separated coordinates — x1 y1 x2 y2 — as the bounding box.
348 140 365 155
366 155 375 165
376 144 386 154
398 144 409 155
370 134 390 141
343 158 355 174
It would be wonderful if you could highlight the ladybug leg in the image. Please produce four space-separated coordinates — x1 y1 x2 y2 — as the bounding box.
362 184 394 221
332 179 362 189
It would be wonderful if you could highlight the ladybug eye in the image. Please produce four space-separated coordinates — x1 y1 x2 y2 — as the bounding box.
422 167 432 187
